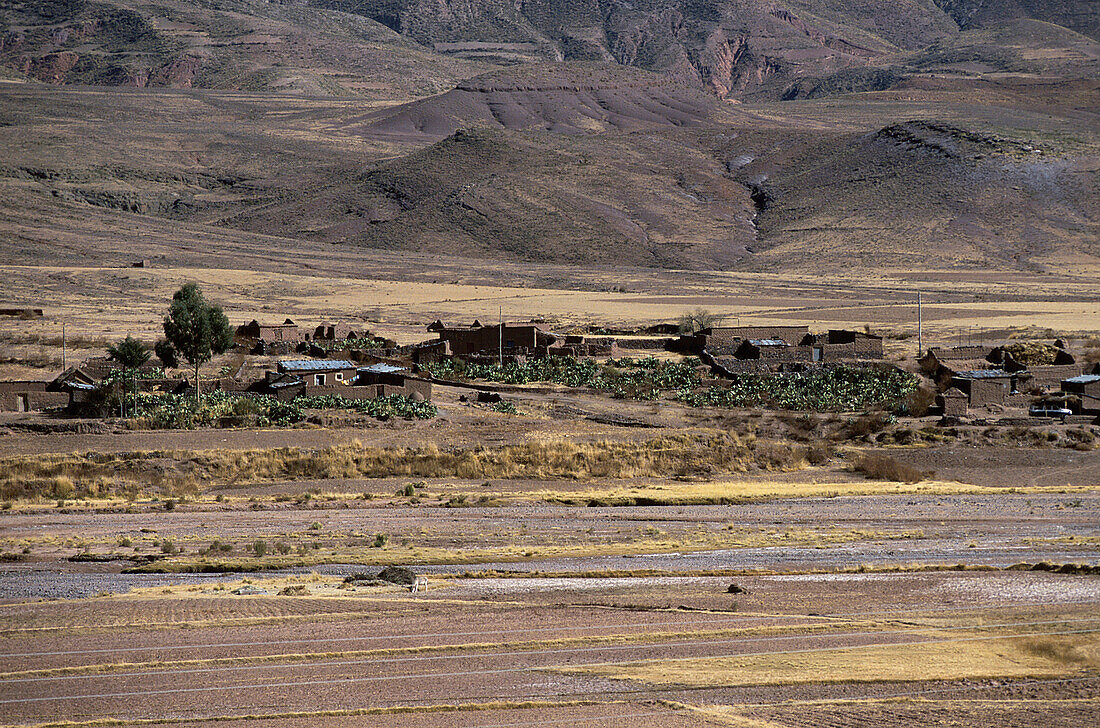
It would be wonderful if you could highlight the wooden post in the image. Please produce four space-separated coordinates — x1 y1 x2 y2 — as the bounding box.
917 292 922 359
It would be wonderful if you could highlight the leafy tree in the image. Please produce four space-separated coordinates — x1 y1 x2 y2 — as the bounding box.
107 335 151 371
107 335 150 417
162 283 232 399
154 338 178 369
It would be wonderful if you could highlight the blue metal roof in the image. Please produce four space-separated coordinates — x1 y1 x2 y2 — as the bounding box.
358 363 407 374
749 339 787 346
1064 374 1100 384
955 369 1012 379
278 359 356 372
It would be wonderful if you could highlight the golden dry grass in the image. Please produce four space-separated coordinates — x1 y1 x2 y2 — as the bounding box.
556 632 1100 687
0 432 801 501
532 479 1012 506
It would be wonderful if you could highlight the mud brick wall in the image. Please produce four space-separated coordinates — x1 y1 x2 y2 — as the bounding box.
0 381 62 411
939 393 968 417
967 379 1009 406
1026 365 1081 390
440 326 549 356
703 326 809 352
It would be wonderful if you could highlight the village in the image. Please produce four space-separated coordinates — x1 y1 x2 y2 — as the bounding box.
1 299 1097 426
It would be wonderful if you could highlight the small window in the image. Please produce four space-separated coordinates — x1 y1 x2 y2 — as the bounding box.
315 374 326 386
335 372 343 381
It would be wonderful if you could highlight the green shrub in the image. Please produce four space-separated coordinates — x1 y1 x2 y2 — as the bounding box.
294 394 435 420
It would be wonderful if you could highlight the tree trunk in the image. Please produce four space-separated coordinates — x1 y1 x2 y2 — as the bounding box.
194 362 201 403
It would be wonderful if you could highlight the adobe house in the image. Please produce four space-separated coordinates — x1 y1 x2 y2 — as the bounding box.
951 369 1021 408
236 319 300 343
277 359 357 386
1022 364 1082 391
688 325 811 355
252 372 306 401
0 381 69 412
354 363 432 401
806 330 884 361
920 346 1003 388
937 387 968 418
1061 374 1100 414
433 321 560 357
733 338 808 362
312 323 367 341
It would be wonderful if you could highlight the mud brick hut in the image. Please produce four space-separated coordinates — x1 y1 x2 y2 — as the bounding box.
937 387 969 418
805 330 885 361
920 346 1003 388
236 319 300 343
311 323 369 342
0 381 69 411
251 372 306 401
354 363 431 401
951 369 1022 408
1061 374 1100 414
432 321 560 358
686 325 811 355
277 359 357 386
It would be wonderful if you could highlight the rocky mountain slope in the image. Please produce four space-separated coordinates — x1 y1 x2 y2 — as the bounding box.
0 0 493 100
1 0 1097 274
317 0 1098 99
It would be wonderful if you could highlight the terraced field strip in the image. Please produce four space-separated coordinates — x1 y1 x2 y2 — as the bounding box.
6 614 1099 683
3 620 1098 723
0 612 828 654
679 689 1100 728
557 628 1100 688
1 701 700 728
0 620 892 680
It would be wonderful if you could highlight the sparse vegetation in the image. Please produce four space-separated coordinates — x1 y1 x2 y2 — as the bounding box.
851 453 928 483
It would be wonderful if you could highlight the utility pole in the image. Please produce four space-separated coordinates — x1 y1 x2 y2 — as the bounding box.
61 321 67 370
498 306 503 368
917 292 922 359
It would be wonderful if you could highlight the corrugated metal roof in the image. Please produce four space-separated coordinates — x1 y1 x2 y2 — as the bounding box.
358 363 407 374
67 381 96 391
268 374 303 389
277 359 355 372
749 339 787 346
1063 374 1100 384
955 369 1012 379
